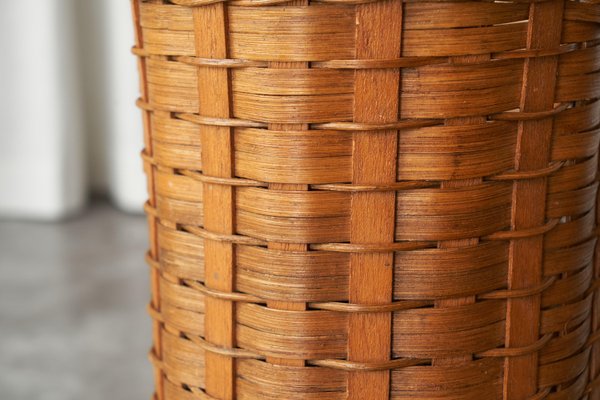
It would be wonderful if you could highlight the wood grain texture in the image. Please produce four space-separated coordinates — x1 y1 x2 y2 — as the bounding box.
262 0 309 371
193 4 235 399
504 1 565 398
432 53 490 371
348 1 402 399
132 0 600 398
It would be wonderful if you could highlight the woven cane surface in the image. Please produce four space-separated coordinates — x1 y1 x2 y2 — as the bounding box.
132 0 600 398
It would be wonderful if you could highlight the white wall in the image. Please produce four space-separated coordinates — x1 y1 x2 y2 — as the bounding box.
0 0 146 220
0 0 85 220
77 0 146 213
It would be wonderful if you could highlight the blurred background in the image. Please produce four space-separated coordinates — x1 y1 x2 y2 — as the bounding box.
0 0 152 398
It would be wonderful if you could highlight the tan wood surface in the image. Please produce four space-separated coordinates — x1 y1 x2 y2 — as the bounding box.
132 0 600 398
194 4 235 399
348 1 402 399
504 2 565 398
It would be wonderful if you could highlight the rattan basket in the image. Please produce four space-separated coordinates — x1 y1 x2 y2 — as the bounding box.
132 0 600 398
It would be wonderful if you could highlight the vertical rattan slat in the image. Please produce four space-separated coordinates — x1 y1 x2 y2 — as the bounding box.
193 5 235 399
348 2 402 399
505 2 564 398
131 0 600 398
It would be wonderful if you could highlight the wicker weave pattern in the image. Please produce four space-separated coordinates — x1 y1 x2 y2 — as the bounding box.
132 0 600 398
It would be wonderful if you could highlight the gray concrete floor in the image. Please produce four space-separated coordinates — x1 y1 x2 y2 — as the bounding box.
0 203 153 400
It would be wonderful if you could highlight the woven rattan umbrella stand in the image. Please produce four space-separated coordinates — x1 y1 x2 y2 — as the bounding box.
132 0 600 398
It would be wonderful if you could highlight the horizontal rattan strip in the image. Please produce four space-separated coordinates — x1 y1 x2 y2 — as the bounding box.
137 97 578 130
139 5 598 61
148 249 595 308
142 120 586 186
133 44 580 68
149 306 597 370
143 99 599 184
144 151 570 194
145 199 562 249
154 355 595 400
169 0 554 7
